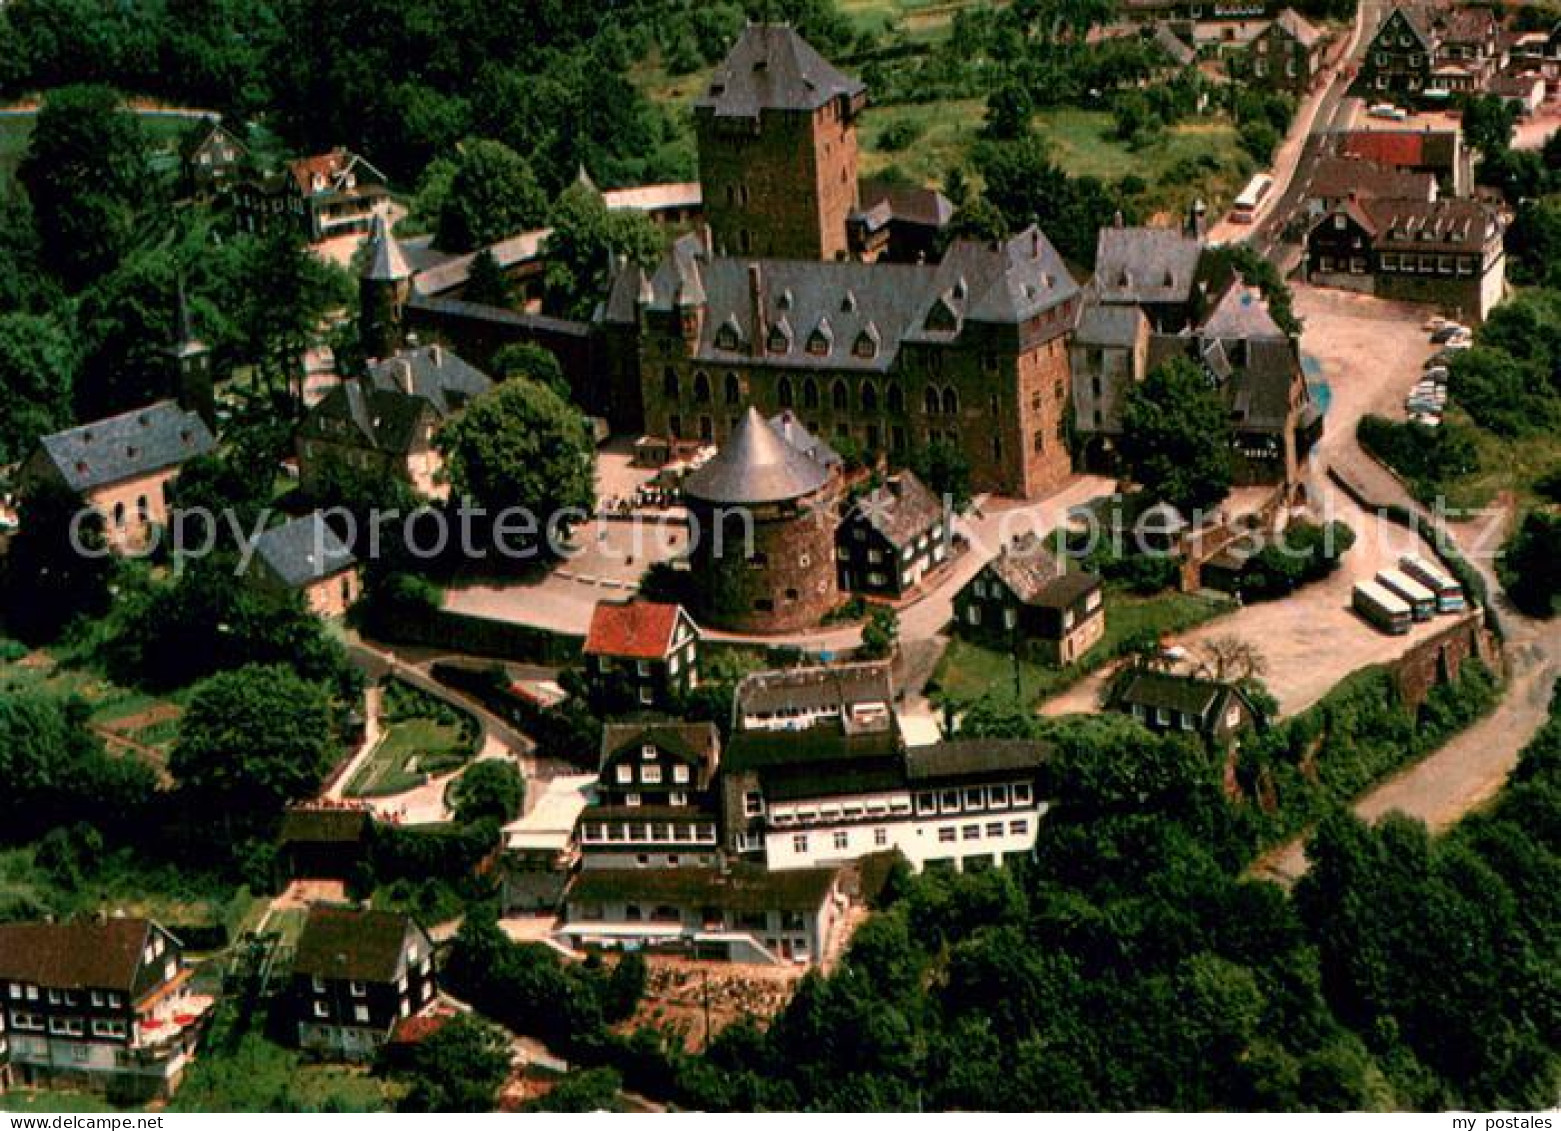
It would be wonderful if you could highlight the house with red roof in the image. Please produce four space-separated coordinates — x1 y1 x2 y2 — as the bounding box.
232 147 390 243
1338 127 1473 197
583 600 701 710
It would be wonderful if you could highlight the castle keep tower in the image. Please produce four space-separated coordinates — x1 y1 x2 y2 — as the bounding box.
681 407 842 633
695 25 866 262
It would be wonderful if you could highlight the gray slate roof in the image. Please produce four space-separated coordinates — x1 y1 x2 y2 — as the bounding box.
36 401 215 493
984 533 1067 603
845 471 946 549
683 407 831 505
1094 226 1204 307
696 24 865 118
736 661 894 727
300 381 436 456
610 227 1078 372
1199 279 1287 341
253 512 357 588
1075 300 1147 348
768 410 842 469
363 213 412 282
367 345 492 418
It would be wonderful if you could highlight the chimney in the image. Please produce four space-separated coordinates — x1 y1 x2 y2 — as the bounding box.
748 263 767 358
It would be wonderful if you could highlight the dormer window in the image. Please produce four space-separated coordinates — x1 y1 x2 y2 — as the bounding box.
807 317 833 357
952 277 967 300
777 288 793 311
854 323 880 359
925 294 958 334
715 316 741 351
767 323 791 354
841 289 858 313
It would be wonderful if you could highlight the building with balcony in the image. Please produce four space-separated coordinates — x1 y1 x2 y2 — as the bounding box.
0 917 213 1102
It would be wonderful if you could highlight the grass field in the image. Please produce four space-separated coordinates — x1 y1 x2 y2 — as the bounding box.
931 588 1233 709
0 844 262 943
0 108 198 195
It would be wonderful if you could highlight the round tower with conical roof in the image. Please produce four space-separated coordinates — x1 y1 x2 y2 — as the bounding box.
682 406 842 632
360 213 413 362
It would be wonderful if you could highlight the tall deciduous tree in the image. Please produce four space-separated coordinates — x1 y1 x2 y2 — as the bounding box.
436 377 595 544
170 664 335 812
541 181 664 320
18 84 150 289
396 1014 513 1112
2 479 115 644
436 139 548 253
1119 356 1233 515
0 311 76 465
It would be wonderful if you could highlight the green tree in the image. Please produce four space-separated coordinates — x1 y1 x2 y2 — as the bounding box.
0 310 77 465
18 84 150 289
1500 510 1561 617
2 479 115 645
983 82 1033 140
541 180 664 320
449 759 525 825
463 248 513 308
908 440 972 510
436 139 548 253
230 230 353 402
436 377 595 545
1119 356 1233 514
525 1067 621 1112
396 1014 512 1112
489 341 571 400
170 664 336 813
859 606 900 660
1461 93 1517 157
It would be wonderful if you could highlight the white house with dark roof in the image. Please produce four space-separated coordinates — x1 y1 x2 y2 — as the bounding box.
245 512 360 618
22 401 216 553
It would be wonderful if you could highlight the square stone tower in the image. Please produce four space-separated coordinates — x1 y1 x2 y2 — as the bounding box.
695 25 866 262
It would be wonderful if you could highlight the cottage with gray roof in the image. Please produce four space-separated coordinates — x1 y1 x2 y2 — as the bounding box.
246 512 360 618
23 400 216 554
1109 667 1265 746
1092 224 1206 330
836 470 952 597
954 534 1106 666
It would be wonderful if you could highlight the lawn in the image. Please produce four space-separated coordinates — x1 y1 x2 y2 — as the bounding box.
1428 406 1560 514
344 680 478 798
931 588 1234 709
0 1091 129 1113
171 1022 396 1113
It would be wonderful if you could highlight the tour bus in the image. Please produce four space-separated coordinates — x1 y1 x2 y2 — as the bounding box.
1353 579 1412 635
1399 553 1466 614
1231 174 1274 224
1376 569 1437 622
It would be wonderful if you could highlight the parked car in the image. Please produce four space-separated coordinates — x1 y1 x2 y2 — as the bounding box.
1369 103 1409 120
1423 365 1449 383
1409 413 1441 428
1430 323 1468 344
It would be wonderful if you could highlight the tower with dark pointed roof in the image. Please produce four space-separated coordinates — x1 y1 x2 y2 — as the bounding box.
359 213 414 362
164 280 216 430
682 407 843 632
695 24 867 262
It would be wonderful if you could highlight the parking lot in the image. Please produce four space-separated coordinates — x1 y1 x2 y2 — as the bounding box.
1044 286 1457 719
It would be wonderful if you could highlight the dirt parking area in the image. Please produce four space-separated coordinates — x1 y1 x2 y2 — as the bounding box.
1045 286 1453 719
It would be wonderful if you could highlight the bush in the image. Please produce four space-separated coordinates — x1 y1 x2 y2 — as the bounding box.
1357 415 1479 501
877 119 926 152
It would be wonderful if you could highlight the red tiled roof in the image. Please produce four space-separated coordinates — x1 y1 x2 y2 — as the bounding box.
288 150 349 195
1341 131 1428 168
583 601 688 660
390 1011 451 1045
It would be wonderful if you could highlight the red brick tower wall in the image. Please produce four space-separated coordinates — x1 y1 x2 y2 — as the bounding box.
697 95 861 262
686 488 843 633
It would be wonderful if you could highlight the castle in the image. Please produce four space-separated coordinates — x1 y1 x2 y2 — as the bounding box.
603 24 1081 501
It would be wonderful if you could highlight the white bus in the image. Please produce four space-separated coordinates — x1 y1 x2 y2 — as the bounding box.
1376 569 1436 622
1399 553 1466 614
1353 580 1412 635
1231 174 1274 224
